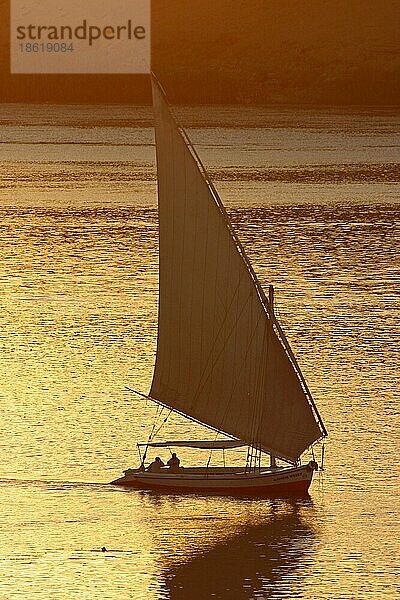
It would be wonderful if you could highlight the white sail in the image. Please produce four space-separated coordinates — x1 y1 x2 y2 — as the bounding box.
150 77 325 463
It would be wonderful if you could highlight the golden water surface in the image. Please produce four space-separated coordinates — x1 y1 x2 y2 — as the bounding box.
0 105 399 599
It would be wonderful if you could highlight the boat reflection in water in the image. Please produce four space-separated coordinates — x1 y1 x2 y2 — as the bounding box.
155 496 316 599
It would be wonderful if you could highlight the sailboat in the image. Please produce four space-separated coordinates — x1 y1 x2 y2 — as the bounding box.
111 75 327 495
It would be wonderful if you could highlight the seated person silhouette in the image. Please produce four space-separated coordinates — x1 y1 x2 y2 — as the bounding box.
167 452 180 472
147 456 165 473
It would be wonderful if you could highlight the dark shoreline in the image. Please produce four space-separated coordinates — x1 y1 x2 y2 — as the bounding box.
1 0 399 105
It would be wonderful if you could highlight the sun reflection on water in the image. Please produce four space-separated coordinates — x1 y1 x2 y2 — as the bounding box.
0 104 399 599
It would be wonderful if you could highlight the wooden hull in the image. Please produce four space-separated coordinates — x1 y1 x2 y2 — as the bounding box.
110 464 315 496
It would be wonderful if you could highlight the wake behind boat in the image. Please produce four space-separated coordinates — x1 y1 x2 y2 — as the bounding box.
110 75 327 495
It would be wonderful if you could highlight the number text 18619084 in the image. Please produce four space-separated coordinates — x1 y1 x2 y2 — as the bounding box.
19 43 74 52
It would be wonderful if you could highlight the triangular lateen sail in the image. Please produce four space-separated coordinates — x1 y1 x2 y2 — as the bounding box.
150 76 325 463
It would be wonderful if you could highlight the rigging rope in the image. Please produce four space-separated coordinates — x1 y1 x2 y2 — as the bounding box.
142 404 165 464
